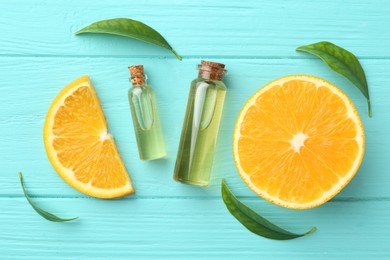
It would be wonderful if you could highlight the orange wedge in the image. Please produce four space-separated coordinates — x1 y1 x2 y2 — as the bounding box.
44 75 134 198
233 75 364 209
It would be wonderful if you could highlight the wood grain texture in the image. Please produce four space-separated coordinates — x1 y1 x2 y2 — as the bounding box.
0 0 389 58
0 0 389 259
1 198 390 259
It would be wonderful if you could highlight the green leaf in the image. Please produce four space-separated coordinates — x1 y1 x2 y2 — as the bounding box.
18 172 78 222
221 179 316 240
296 41 371 117
75 18 182 60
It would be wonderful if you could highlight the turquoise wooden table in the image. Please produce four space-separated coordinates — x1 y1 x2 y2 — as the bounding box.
1 0 390 259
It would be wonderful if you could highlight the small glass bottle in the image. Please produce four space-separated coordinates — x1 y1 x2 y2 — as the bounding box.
174 60 227 186
128 65 166 160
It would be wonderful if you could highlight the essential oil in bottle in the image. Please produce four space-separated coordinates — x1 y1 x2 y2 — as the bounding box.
173 60 227 186
128 65 166 160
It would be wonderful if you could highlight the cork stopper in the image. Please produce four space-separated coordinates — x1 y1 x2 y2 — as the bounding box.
128 65 146 85
198 60 226 81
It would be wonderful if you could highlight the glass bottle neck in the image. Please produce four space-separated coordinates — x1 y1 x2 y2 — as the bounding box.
198 70 224 81
130 75 148 86
197 61 226 81
128 65 147 86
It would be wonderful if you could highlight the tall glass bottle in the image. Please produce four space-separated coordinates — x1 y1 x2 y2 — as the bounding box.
174 60 227 186
128 65 166 160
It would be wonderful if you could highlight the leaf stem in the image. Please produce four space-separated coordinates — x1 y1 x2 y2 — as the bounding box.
171 49 182 60
304 227 317 235
368 99 372 117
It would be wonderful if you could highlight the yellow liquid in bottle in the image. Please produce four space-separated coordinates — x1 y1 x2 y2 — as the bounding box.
174 78 227 185
129 84 166 160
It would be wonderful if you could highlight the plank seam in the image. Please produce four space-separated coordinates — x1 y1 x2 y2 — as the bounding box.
0 54 387 60
1 195 389 201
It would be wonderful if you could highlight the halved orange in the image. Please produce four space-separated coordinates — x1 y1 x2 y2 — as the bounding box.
233 75 364 209
44 75 134 198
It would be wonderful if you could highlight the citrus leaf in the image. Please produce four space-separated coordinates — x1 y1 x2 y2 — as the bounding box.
297 41 371 117
18 172 78 222
75 18 182 60
221 179 316 240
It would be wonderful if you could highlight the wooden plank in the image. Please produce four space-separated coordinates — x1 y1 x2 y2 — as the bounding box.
1 1 388 259
1 197 389 259
0 0 389 57
0 57 388 198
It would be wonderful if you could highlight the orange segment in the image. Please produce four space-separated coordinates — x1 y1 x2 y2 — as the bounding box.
44 75 134 198
233 75 364 209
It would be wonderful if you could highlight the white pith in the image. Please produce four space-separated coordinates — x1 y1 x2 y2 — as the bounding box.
290 132 309 153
